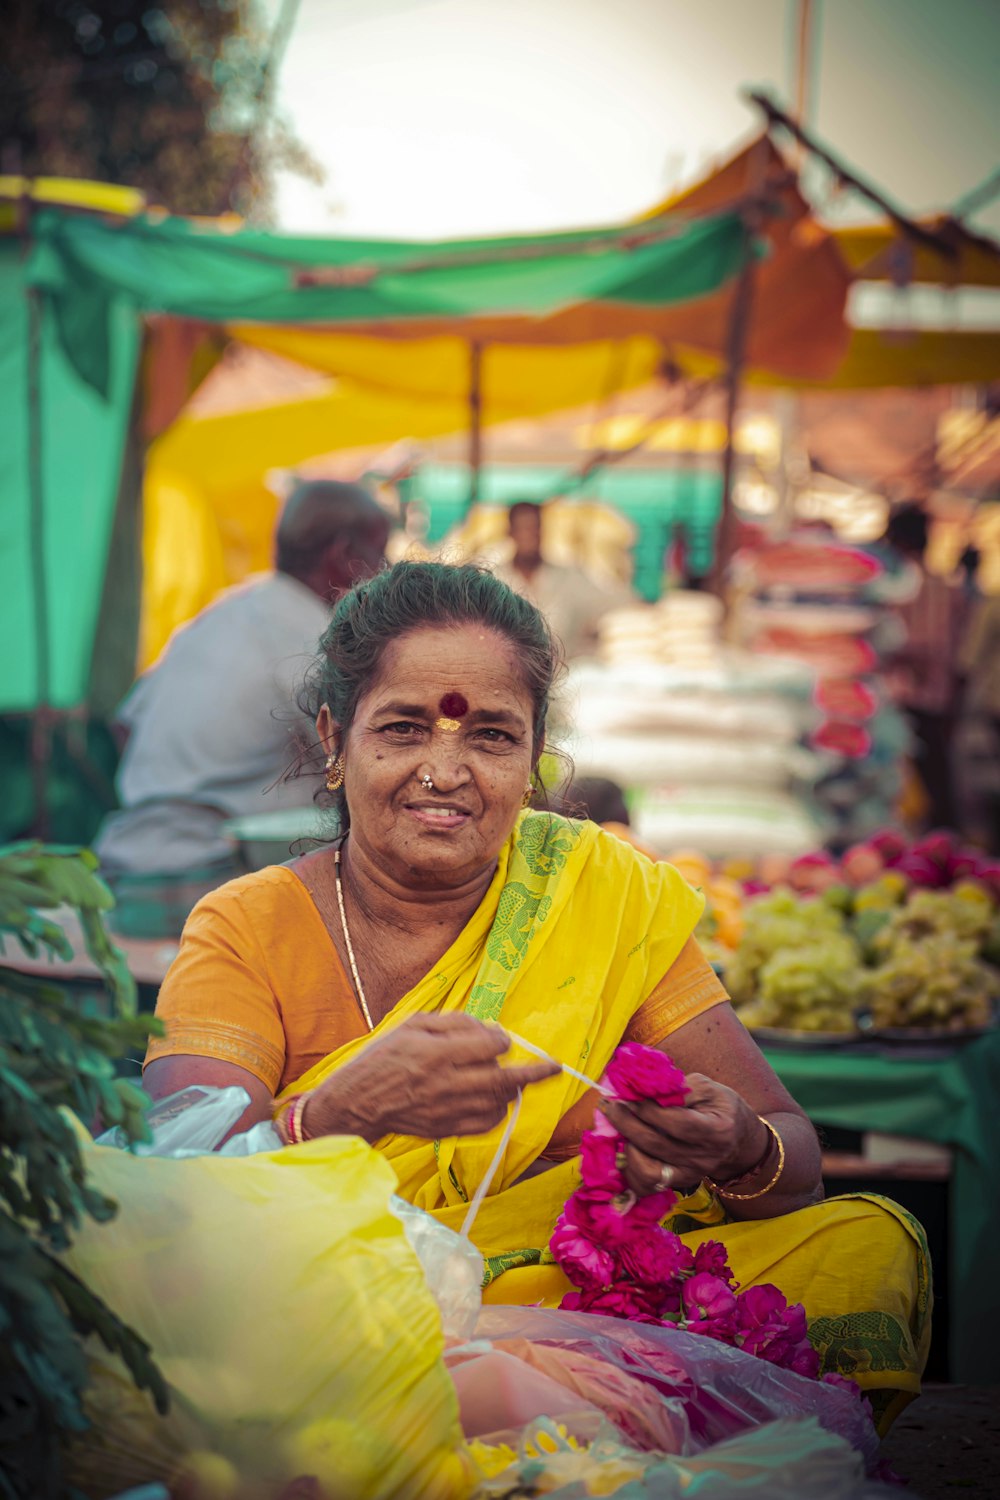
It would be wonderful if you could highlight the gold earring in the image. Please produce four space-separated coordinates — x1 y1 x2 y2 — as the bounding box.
325 754 345 792
521 783 534 809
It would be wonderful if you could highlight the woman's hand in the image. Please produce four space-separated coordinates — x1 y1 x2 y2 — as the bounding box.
302 1014 559 1143
602 1072 771 1198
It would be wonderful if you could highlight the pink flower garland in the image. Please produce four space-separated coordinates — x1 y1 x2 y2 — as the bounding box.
550 1042 856 1396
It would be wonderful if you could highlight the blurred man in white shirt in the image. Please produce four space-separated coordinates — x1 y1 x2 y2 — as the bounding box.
96 480 389 878
493 501 625 658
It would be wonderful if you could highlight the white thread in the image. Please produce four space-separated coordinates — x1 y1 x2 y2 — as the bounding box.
460 1089 522 1241
502 1027 614 1098
458 1029 611 1242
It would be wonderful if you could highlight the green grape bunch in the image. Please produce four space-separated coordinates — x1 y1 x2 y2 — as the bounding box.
725 887 848 1008
865 935 998 1030
871 885 995 959
742 935 866 1033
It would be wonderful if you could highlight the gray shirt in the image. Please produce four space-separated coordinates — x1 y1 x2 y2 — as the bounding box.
95 573 329 873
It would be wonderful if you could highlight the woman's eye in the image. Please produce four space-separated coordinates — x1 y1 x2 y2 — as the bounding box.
476 728 515 744
382 721 423 737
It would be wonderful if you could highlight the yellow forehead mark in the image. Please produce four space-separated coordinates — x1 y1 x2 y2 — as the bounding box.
434 716 462 732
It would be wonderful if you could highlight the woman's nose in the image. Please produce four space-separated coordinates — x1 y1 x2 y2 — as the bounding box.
422 735 472 788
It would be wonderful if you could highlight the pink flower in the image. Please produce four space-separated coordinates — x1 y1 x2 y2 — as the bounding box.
617 1227 694 1288
560 1283 664 1322
736 1283 789 1328
693 1240 736 1286
589 1109 620 1140
550 1044 829 1394
821 1371 863 1398
564 1190 644 1248
579 1127 627 1196
822 1373 874 1423
603 1043 689 1108
683 1272 738 1325
549 1217 617 1289
788 1343 821 1379
627 1188 678 1224
735 1285 816 1373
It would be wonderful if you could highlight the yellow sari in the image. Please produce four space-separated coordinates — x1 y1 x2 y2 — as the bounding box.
281 812 930 1428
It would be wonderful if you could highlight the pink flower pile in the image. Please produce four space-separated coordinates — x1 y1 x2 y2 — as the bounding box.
551 1042 837 1387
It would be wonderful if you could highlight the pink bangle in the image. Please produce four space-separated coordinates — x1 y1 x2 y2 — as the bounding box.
277 1093 311 1146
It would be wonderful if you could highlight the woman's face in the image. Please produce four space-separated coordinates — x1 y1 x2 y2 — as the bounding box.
327 624 538 888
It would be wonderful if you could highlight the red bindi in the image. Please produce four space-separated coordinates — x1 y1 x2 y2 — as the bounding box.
439 692 468 718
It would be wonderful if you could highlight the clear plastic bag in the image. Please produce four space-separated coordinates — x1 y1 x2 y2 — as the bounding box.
96 1085 282 1157
389 1197 484 1344
471 1306 882 1471
470 1413 898 1499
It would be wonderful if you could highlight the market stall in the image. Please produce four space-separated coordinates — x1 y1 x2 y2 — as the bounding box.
764 1032 1000 1384
656 829 1000 1382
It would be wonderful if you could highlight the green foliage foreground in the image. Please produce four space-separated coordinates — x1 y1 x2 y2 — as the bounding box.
0 843 168 1499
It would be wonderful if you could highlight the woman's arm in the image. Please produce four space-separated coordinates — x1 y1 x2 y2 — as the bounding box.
605 1002 823 1220
146 1022 558 1148
143 1055 277 1140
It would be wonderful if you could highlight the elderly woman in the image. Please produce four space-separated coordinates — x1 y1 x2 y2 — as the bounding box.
144 562 928 1428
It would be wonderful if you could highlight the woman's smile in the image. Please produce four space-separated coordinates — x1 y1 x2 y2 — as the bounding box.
403 801 475 832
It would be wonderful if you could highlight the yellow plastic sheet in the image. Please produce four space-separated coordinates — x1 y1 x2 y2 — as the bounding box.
62 1133 471 1500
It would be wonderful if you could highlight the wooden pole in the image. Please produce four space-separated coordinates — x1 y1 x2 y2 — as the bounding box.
711 129 772 602
792 0 816 171
18 172 54 841
467 341 483 510
711 218 757 599
26 280 53 840
748 90 957 260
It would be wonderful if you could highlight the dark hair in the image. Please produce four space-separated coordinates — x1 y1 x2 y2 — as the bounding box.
885 502 929 559
508 500 543 523
304 561 562 820
560 776 630 826
275 479 383 579
959 543 981 582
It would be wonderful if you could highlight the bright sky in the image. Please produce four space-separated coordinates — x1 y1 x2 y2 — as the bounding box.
270 0 1000 243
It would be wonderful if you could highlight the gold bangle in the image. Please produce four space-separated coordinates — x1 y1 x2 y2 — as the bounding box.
706 1116 785 1201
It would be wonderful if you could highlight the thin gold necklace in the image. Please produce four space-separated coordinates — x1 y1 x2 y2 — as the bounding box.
334 845 375 1032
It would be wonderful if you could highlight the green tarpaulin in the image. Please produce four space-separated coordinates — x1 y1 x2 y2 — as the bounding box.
0 242 140 713
2 202 747 717
765 1032 1000 1384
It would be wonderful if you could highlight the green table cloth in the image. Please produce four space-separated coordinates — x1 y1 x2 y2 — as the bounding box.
763 1031 1000 1383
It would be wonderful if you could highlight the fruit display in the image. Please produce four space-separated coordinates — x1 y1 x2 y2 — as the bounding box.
723 877 999 1037
736 829 1000 902
723 889 864 1033
664 840 1000 1037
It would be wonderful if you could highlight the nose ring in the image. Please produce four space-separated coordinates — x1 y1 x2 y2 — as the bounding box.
420 774 435 791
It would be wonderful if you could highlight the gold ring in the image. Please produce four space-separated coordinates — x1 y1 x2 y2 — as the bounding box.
614 1150 628 1173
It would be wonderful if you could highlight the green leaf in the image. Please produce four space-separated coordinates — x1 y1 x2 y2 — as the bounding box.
0 841 166 1489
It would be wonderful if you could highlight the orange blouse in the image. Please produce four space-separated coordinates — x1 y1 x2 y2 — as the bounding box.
145 866 728 1107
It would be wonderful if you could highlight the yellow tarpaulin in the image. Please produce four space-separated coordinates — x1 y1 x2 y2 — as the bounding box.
833 217 1000 289
140 339 661 664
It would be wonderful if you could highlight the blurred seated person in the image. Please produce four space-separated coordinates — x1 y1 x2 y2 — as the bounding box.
95 481 389 886
493 501 627 658
561 775 659 860
956 587 1000 851
883 502 966 831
